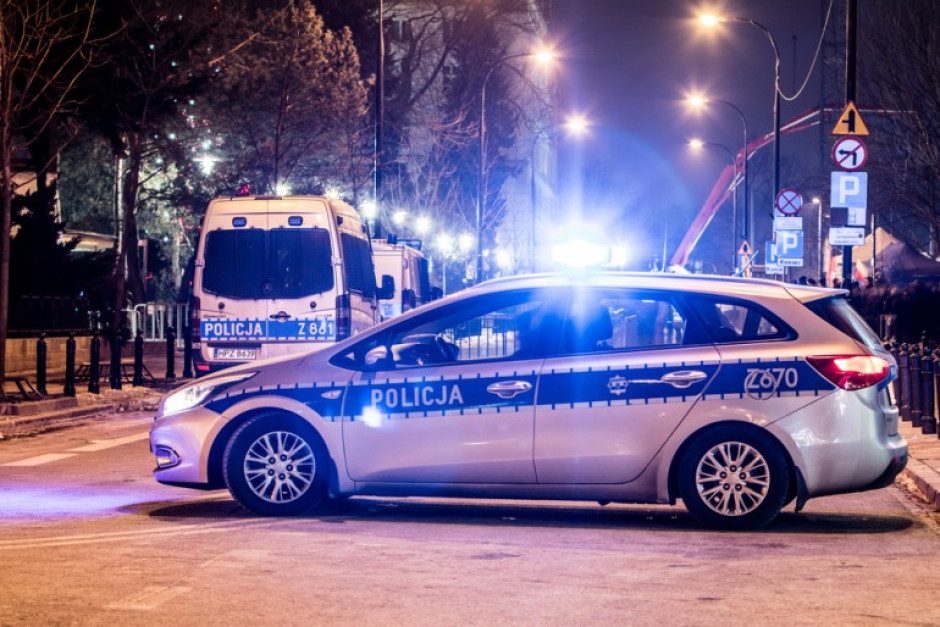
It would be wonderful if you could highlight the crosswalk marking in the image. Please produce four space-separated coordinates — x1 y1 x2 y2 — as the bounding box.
2 453 77 467
69 432 150 453
2 431 149 467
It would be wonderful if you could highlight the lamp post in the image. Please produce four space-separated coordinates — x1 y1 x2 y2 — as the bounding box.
687 95 750 247
689 139 738 272
700 15 782 238
811 196 825 284
477 48 554 284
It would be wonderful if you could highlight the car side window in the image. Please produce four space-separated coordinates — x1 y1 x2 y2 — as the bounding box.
562 292 689 354
345 290 563 370
686 297 789 343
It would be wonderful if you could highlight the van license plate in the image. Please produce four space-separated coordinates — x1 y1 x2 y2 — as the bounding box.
213 348 257 361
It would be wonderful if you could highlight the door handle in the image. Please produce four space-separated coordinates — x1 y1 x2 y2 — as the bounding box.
270 311 291 322
486 380 533 399
659 370 708 388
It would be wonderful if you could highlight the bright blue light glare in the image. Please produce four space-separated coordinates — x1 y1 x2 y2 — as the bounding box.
231 217 247 227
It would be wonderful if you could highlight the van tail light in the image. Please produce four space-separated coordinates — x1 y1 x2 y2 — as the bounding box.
190 296 201 342
402 288 417 312
806 355 890 390
336 294 351 340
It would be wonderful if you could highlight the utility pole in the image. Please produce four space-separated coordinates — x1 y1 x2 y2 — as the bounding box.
842 0 857 291
374 0 385 237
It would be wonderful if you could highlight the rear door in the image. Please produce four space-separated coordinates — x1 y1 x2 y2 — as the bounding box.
198 200 269 364
266 198 338 354
534 288 720 484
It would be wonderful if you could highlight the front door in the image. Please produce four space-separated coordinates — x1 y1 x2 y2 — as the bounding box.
342 289 561 484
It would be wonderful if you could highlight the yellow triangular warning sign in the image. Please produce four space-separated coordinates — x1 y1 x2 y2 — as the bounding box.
832 101 869 136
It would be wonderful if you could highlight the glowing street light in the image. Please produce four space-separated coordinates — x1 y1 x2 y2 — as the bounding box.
563 113 590 137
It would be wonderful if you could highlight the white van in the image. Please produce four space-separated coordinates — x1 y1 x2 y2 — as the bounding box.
371 238 434 320
190 195 389 374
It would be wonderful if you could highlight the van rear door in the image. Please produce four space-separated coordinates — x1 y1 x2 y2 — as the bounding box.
264 198 339 356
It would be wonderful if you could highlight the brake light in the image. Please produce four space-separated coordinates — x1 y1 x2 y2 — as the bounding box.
806 355 890 390
190 296 201 343
336 294 351 340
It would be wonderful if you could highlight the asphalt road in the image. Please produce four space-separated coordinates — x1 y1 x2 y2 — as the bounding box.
2 414 940 626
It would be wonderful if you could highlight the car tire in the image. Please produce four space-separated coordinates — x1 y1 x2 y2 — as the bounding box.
678 425 791 530
223 413 329 516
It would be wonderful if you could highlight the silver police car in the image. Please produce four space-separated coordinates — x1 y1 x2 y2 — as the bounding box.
150 272 907 529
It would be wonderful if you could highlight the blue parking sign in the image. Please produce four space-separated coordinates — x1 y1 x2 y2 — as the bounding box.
831 171 868 209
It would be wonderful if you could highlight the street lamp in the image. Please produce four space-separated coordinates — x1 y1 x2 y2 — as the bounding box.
686 94 750 247
477 46 555 284
699 14 782 237
689 139 739 272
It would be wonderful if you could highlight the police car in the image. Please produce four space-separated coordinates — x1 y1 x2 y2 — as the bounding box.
150 272 907 529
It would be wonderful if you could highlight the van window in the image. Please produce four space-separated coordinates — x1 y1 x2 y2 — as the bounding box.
203 228 333 299
203 229 266 298
341 233 376 298
268 228 334 298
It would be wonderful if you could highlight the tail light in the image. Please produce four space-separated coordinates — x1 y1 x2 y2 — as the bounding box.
336 294 351 341
806 355 890 390
190 296 201 343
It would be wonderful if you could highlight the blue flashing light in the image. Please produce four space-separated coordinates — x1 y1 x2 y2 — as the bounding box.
288 216 304 226
232 217 248 227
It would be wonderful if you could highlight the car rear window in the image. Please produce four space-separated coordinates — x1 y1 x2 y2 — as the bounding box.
683 296 792 344
804 295 883 351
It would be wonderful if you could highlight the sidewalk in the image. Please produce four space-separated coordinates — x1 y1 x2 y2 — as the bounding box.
898 418 940 510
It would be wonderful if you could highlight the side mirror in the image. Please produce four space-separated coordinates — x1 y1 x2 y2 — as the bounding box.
377 274 395 300
429 286 444 301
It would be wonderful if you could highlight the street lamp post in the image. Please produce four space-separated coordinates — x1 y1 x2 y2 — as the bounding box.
477 48 554 284
688 95 750 247
700 15 782 241
689 139 738 272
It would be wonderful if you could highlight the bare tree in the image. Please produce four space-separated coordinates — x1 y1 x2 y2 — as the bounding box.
0 0 97 387
865 0 940 252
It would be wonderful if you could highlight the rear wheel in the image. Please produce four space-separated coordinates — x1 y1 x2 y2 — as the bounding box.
678 426 790 530
223 413 329 516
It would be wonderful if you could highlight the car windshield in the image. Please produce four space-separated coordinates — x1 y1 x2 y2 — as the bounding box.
203 228 334 299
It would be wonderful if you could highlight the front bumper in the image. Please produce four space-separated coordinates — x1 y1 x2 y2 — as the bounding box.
150 405 228 487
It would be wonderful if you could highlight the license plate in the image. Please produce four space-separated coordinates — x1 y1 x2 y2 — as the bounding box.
213 347 257 361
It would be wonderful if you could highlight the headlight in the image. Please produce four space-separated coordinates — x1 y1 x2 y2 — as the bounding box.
160 372 257 416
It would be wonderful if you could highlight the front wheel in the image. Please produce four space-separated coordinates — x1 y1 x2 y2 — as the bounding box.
678 426 791 530
223 414 329 516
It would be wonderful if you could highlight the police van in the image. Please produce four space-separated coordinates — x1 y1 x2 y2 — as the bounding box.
371 238 433 320
190 195 389 374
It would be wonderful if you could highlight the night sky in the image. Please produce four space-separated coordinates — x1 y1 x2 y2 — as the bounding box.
551 0 832 270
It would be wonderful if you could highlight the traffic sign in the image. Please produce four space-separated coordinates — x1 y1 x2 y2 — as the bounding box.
832 137 868 171
830 206 867 228
830 171 868 209
832 101 870 136
775 188 803 217
775 230 804 261
764 241 782 275
774 216 803 231
829 227 865 246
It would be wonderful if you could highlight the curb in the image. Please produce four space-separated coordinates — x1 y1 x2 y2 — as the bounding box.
900 457 940 511
0 404 115 439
